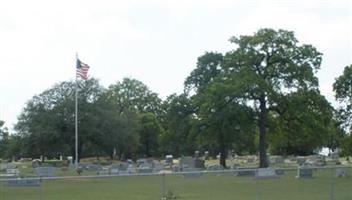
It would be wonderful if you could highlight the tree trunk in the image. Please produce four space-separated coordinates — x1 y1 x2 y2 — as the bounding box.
219 143 227 168
145 136 150 157
259 94 268 168
218 131 227 168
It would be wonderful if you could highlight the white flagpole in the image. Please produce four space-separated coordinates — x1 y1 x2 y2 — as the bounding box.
75 53 79 170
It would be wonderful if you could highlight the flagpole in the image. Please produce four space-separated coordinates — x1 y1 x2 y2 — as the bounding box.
75 53 79 170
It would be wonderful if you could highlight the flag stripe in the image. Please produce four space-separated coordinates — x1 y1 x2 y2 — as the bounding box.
76 58 90 80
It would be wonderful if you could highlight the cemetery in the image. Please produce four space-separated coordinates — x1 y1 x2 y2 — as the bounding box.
0 2 351 199
0 153 351 199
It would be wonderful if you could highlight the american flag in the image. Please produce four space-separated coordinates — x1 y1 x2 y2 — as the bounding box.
76 58 89 80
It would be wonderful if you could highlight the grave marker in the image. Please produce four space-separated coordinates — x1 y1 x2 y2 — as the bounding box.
296 167 313 178
255 168 277 178
35 166 55 177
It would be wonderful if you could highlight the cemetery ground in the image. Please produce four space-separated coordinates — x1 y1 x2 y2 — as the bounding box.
0 159 351 200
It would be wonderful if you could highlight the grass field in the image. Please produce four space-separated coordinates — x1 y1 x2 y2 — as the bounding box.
1 168 351 200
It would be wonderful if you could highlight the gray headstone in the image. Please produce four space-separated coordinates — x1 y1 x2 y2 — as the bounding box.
110 167 119 175
204 151 209 160
152 163 164 172
137 163 153 173
234 167 256 176
335 168 348 178
97 167 110 175
86 164 102 171
32 160 41 168
6 168 20 175
165 155 173 165
296 167 313 178
269 156 284 164
207 164 224 171
255 168 277 178
297 157 307 165
179 157 195 169
194 159 205 168
275 169 285 175
35 166 55 177
7 177 40 187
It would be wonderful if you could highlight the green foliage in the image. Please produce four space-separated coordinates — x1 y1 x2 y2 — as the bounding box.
137 112 164 157
185 52 223 93
334 64 352 155
0 120 9 158
268 89 342 155
185 28 323 167
333 64 352 131
160 93 196 157
195 79 256 167
223 28 322 167
107 78 163 117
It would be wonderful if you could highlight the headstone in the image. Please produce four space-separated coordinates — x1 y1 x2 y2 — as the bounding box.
136 158 153 167
152 163 164 172
98 167 110 175
207 164 224 171
182 168 202 178
194 159 205 168
7 177 40 187
126 164 136 174
269 156 284 164
194 151 200 158
296 167 313 178
297 157 307 165
275 169 285 175
0 164 7 171
329 151 340 164
179 157 195 170
110 166 119 175
234 167 256 176
172 165 180 172
5 163 16 169
246 157 255 164
67 156 74 168
86 164 102 172
6 168 20 175
35 166 55 177
306 155 326 166
335 168 348 178
165 155 173 165
32 159 41 168
137 163 153 173
255 168 277 178
0 173 17 179
204 151 209 160
20 158 32 162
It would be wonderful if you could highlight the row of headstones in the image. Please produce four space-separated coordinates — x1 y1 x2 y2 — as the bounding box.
79 160 165 175
231 154 340 166
0 165 56 187
180 167 349 179
234 167 348 178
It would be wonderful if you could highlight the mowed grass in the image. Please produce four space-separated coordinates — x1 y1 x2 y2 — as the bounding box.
1 168 352 200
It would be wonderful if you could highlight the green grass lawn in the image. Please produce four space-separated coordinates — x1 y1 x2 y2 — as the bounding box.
1 168 351 200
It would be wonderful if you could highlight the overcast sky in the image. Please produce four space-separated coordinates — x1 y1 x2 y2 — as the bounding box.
0 0 351 130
